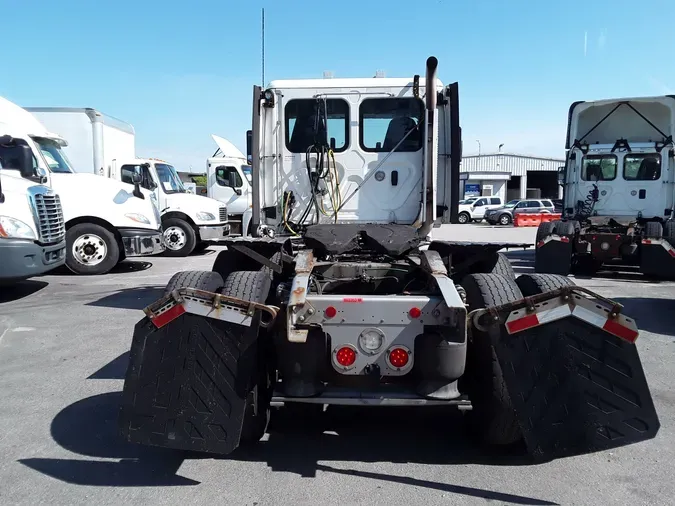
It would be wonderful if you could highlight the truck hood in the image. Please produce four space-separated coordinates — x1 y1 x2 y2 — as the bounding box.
163 192 226 223
211 134 246 161
49 172 160 229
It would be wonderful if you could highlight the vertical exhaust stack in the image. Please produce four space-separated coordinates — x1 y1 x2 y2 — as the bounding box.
419 56 438 237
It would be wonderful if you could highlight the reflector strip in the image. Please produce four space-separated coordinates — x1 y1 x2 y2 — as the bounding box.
151 304 186 328
506 314 539 333
603 319 639 343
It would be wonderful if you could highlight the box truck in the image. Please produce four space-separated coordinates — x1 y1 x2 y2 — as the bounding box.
27 108 231 257
1 98 164 275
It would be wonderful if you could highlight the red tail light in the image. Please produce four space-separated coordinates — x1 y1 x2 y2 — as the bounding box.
388 347 409 368
325 306 337 319
409 307 422 319
335 346 356 367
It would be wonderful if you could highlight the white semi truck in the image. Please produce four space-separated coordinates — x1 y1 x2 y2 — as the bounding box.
1 97 164 275
535 95 675 277
206 134 253 236
0 134 66 283
118 57 659 462
26 108 231 257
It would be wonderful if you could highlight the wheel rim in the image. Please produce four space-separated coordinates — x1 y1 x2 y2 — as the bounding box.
500 215 509 225
164 226 187 251
72 234 107 266
459 214 468 223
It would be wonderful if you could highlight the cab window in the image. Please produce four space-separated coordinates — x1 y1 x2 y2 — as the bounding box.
285 98 349 153
121 164 155 190
216 166 243 188
623 153 661 181
581 154 617 181
359 97 424 152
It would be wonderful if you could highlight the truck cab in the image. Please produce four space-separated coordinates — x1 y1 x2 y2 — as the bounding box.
107 157 230 256
1 98 164 275
206 134 253 236
0 132 66 283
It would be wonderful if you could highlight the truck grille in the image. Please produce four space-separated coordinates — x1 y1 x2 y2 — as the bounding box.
219 207 227 222
34 193 65 244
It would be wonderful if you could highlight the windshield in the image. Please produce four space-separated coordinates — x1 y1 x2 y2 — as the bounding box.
504 200 519 207
34 137 74 173
155 163 186 194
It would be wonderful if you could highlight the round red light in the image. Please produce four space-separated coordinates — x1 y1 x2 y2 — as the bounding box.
409 307 422 319
325 306 337 319
389 348 409 368
336 346 356 367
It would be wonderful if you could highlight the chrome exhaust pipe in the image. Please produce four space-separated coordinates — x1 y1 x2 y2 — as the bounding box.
419 56 438 237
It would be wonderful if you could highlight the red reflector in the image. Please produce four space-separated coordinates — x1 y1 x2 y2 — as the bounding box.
536 240 545 248
506 314 539 333
643 239 652 244
409 307 422 319
325 306 337 318
336 346 356 366
669 249 675 258
603 319 638 343
389 348 409 368
151 304 186 329
560 236 570 243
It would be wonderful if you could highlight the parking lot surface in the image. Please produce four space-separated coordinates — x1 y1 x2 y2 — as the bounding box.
1 223 673 506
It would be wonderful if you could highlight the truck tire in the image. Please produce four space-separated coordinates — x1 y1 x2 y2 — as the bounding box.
458 211 471 224
65 222 120 275
664 221 675 244
553 220 576 238
164 270 224 296
220 271 273 444
516 273 574 296
536 221 555 242
460 273 523 447
476 252 515 279
162 217 197 257
192 241 210 254
644 221 663 239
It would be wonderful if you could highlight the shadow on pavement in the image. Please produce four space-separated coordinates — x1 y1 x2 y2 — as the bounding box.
50 260 153 276
611 297 675 337
86 286 164 310
19 391 558 504
87 351 130 380
0 280 48 303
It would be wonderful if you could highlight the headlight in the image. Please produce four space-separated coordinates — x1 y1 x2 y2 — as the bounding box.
0 216 37 240
125 213 151 225
196 212 216 221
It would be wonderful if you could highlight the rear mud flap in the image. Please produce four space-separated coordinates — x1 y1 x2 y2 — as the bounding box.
119 309 263 455
534 236 573 275
485 293 660 460
640 241 675 279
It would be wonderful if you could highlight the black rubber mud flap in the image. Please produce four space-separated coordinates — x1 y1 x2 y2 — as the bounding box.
534 239 573 276
490 317 660 461
640 243 675 279
118 312 261 455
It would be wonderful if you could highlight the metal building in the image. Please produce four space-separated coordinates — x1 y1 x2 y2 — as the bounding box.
459 152 564 202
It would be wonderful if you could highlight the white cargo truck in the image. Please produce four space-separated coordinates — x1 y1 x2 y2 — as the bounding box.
1 98 164 275
27 108 231 257
535 95 675 277
0 133 66 283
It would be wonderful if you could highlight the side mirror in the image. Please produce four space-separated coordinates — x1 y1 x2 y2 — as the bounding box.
246 130 252 159
131 171 145 199
16 145 35 179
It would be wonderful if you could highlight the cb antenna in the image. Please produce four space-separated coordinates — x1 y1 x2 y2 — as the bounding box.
261 8 265 87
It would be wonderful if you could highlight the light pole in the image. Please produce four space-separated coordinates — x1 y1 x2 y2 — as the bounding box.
476 140 481 156
498 143 504 153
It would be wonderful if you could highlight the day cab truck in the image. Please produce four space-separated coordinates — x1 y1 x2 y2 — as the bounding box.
118 57 659 462
1 98 164 275
206 134 253 236
26 108 230 257
0 134 66 283
535 95 675 277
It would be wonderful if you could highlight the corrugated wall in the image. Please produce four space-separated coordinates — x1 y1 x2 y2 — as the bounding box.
460 153 564 176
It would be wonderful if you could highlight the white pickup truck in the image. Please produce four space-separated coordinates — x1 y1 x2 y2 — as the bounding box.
457 196 503 223
26 108 230 257
2 97 164 275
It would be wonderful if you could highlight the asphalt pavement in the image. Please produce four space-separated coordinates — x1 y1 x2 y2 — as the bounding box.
0 223 673 506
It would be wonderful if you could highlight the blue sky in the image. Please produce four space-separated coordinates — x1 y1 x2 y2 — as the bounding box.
2 0 673 171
